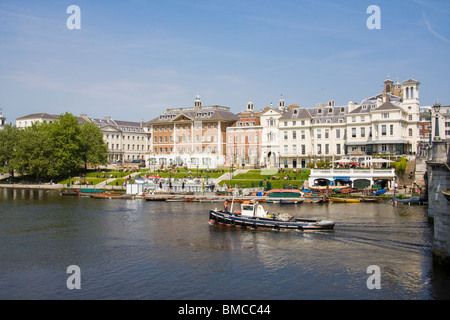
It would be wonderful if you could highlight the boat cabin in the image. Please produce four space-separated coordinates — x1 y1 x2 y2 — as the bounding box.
240 202 268 218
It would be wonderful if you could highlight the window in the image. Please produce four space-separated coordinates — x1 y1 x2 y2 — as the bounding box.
325 144 329 155
301 145 306 155
382 113 389 119
293 145 297 155
284 131 288 140
292 131 297 139
409 128 413 137
336 144 341 155
408 115 413 121
361 127 365 138
336 129 340 139
301 130 305 139
352 116 356 122
284 145 288 154
352 128 356 138
317 129 322 139
390 125 394 135
325 129 329 139
381 125 387 136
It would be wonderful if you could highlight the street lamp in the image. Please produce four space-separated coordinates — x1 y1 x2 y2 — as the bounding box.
433 100 441 140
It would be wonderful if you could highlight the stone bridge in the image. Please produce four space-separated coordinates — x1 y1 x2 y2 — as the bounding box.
427 140 450 266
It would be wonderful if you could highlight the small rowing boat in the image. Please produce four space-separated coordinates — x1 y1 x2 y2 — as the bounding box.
330 197 360 203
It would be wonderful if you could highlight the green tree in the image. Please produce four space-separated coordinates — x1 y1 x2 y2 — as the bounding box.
13 123 55 181
79 121 108 169
43 113 82 177
0 124 20 181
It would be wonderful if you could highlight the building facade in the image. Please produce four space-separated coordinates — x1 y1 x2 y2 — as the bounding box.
15 113 60 128
79 115 152 164
278 100 349 168
0 109 6 130
15 112 151 164
14 76 428 170
345 77 421 157
146 94 239 169
225 100 262 168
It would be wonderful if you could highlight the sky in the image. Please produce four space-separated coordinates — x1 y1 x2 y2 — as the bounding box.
1 0 450 124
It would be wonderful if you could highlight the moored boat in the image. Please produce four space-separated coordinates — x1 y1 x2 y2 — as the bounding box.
61 190 80 196
209 201 335 231
359 197 383 203
330 197 360 203
91 192 133 199
279 199 303 205
268 189 302 198
392 196 425 205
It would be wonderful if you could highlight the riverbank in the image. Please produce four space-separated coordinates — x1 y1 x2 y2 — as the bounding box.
0 183 125 191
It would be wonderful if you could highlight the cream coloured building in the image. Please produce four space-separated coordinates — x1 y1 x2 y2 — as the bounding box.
79 115 152 164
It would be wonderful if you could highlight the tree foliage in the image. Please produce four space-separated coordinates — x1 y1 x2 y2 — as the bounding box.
391 157 407 177
0 113 108 181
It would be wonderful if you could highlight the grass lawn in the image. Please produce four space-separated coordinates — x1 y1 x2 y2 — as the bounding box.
58 177 108 185
221 169 310 189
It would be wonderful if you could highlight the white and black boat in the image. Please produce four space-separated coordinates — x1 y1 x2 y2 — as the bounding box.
209 201 335 231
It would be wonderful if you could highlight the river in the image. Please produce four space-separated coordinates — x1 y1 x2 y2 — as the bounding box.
0 188 449 300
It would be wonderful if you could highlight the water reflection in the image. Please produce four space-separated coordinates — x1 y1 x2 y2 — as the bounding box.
0 190 449 299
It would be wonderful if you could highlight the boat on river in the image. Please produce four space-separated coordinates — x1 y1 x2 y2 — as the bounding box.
209 201 335 231
90 192 133 199
330 197 360 203
279 199 303 205
392 196 425 205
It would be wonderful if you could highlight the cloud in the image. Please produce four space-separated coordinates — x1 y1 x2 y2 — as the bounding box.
422 11 450 44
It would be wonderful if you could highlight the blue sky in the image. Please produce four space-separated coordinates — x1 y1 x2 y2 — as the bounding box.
1 0 449 123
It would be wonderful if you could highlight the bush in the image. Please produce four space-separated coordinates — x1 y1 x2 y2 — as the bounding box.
391 157 407 177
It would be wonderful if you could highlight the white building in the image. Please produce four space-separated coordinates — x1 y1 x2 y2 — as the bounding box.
79 115 152 164
15 113 59 128
345 77 421 156
260 96 287 168
0 109 6 130
15 112 151 164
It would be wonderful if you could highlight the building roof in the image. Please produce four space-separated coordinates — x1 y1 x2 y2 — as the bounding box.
16 113 59 120
375 102 403 111
147 106 239 125
279 108 312 120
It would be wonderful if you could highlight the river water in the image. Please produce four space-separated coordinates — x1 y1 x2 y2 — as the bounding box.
0 188 449 300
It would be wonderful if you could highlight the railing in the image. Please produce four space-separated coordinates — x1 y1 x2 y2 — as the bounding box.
310 168 395 175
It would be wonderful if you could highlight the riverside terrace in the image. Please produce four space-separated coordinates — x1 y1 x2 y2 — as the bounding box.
308 167 396 190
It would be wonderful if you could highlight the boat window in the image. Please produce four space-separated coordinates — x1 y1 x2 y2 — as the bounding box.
242 206 254 211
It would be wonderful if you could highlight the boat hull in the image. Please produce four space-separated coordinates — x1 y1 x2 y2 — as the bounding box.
330 197 360 203
392 196 425 205
209 210 335 231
